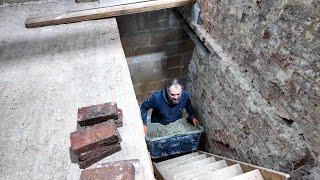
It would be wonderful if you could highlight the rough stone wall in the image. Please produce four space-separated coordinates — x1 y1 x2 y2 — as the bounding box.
117 9 194 103
186 0 320 179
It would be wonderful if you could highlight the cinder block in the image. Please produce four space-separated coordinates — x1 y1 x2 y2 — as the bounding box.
150 9 169 22
136 12 150 32
165 67 182 78
166 55 183 68
77 102 121 127
137 92 153 104
177 39 195 53
182 52 193 65
80 160 135 179
134 46 149 56
138 81 162 93
151 29 178 45
123 46 135 57
116 15 137 35
70 120 120 155
150 21 170 30
177 28 190 41
149 43 178 56
121 32 150 49
180 65 189 75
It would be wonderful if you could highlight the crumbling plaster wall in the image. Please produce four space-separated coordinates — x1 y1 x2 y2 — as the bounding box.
184 0 320 179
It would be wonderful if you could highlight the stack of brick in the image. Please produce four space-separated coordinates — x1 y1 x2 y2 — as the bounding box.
70 102 123 169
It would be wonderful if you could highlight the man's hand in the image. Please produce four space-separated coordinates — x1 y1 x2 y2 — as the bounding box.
144 125 148 134
192 118 200 126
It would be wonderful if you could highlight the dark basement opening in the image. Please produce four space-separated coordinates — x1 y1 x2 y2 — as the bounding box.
116 8 196 105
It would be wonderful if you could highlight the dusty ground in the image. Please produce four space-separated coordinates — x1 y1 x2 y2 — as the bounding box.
0 1 154 179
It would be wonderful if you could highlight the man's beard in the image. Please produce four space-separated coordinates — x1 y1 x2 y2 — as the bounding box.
169 97 180 104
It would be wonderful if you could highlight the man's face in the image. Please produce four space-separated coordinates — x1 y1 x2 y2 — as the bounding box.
167 85 182 104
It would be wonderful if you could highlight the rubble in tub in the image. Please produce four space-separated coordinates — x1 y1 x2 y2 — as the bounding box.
147 118 200 138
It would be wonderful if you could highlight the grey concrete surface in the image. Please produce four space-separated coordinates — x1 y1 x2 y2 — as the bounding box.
0 1 154 180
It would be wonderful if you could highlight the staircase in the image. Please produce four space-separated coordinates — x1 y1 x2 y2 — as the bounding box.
154 151 290 180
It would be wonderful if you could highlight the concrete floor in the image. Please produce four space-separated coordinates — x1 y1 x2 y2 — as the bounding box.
0 1 154 179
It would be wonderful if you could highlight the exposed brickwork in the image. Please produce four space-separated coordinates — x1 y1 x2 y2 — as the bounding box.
185 1 320 178
79 160 134 179
70 120 119 155
77 102 122 127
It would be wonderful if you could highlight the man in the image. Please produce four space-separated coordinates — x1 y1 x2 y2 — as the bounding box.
140 79 200 133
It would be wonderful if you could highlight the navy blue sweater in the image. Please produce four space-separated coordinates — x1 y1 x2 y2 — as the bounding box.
140 90 196 125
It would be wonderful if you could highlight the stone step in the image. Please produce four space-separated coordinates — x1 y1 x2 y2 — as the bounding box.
178 160 228 180
192 164 243 180
227 169 264 180
156 152 199 167
165 157 216 179
162 154 207 170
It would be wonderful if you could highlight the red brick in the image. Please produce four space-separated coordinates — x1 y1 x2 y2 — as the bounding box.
77 102 120 127
78 143 120 161
80 160 135 179
115 109 123 127
78 143 122 169
70 120 120 155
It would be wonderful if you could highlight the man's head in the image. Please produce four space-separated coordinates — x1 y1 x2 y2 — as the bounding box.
166 79 183 104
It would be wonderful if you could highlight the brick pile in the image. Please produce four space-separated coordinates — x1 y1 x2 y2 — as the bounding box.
70 102 123 169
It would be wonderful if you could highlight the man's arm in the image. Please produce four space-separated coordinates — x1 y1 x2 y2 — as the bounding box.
140 94 155 125
185 98 196 119
185 93 200 126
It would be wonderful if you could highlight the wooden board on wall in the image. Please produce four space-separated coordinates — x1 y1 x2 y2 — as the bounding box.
25 0 195 28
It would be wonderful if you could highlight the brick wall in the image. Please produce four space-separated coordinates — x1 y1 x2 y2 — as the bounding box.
183 1 320 179
117 9 195 103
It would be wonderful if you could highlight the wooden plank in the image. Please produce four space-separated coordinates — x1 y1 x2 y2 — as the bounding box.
76 0 98 4
25 0 195 28
99 0 152 7
197 151 291 180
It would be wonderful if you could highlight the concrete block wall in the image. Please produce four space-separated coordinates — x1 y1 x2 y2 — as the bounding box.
182 1 320 179
117 9 195 103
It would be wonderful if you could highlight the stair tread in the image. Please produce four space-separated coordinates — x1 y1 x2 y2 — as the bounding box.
163 154 207 170
227 169 264 180
192 164 243 180
177 160 228 180
156 152 199 167
158 154 207 178
166 157 216 178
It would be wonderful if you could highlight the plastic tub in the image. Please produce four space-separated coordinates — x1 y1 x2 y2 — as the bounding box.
145 118 204 159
